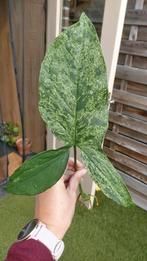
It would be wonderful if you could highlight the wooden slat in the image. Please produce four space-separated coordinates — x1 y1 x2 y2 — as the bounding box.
109 111 147 135
112 89 147 111
123 105 147 122
116 65 147 85
125 10 147 26
113 144 147 164
119 126 147 144
10 0 46 152
111 159 147 183
106 130 147 155
104 147 147 177
119 171 147 196
132 56 147 70
24 1 46 152
128 189 147 211
121 40 147 57
127 82 147 97
138 26 147 41
70 9 147 26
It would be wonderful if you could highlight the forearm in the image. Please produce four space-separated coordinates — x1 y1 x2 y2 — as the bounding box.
5 239 53 261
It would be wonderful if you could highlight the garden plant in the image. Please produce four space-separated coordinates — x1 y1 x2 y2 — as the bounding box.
6 14 133 207
0 122 19 147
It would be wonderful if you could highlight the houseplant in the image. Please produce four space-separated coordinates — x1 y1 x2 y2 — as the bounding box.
6 13 133 207
0 122 19 147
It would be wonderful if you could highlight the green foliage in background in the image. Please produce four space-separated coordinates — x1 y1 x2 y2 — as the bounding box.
6 13 133 207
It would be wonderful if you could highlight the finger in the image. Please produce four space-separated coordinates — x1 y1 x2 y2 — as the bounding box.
68 158 85 171
68 168 87 193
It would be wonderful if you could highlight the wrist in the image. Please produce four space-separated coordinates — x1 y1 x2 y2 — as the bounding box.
17 219 64 260
46 224 65 240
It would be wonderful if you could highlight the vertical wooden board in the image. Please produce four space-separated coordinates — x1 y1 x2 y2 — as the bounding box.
9 0 46 152
0 0 21 126
23 0 46 152
8 0 24 107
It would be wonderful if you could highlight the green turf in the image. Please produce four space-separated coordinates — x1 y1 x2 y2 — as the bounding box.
0 192 147 261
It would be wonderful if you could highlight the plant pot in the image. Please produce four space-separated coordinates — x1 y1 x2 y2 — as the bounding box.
16 138 31 156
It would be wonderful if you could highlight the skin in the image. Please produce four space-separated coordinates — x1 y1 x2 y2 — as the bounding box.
35 158 87 239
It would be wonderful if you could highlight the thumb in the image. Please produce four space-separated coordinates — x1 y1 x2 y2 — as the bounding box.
68 168 87 193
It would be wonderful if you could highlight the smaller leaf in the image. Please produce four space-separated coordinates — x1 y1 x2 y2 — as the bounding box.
6 146 70 195
81 147 134 207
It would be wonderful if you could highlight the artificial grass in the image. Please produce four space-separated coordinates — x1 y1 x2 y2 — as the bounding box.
0 192 147 261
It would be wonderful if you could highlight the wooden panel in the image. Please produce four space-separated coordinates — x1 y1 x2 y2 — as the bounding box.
109 111 147 135
9 0 24 107
127 188 147 211
112 144 147 164
121 40 147 57
123 105 147 121
112 89 147 111
111 159 147 183
24 0 46 152
127 81 147 97
106 130 147 155
132 56 147 69
125 10 147 26
119 126 147 144
104 147 147 178
119 171 147 196
0 0 21 126
116 65 147 85
138 26 147 41
10 0 46 152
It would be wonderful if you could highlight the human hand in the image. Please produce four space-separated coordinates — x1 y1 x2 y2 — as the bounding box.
35 158 87 239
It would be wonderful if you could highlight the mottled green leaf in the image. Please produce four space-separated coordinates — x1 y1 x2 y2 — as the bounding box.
6 13 133 206
39 13 109 150
6 146 70 195
81 147 133 207
39 13 133 206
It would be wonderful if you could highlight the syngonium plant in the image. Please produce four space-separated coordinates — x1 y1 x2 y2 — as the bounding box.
6 13 133 207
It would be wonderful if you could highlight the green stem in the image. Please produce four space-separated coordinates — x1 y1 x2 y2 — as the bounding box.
73 146 84 197
73 146 77 171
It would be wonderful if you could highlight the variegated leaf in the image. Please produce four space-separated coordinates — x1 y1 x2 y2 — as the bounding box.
39 13 108 150
39 13 133 206
81 147 133 207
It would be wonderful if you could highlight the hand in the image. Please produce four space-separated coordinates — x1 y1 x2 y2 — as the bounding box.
35 158 87 239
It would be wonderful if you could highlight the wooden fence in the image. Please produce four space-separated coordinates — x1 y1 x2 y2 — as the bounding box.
70 0 147 209
105 0 147 208
0 0 46 153
0 0 46 180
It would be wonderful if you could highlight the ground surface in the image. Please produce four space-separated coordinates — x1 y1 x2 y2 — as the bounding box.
0 192 147 261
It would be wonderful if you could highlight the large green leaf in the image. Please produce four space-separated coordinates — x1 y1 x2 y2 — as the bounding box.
39 13 108 150
5 13 133 206
6 146 70 195
39 13 133 206
81 147 133 207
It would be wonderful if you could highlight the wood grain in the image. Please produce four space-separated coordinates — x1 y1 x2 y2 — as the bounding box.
106 130 147 155
9 0 46 152
0 0 21 126
109 111 147 135
116 65 147 85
